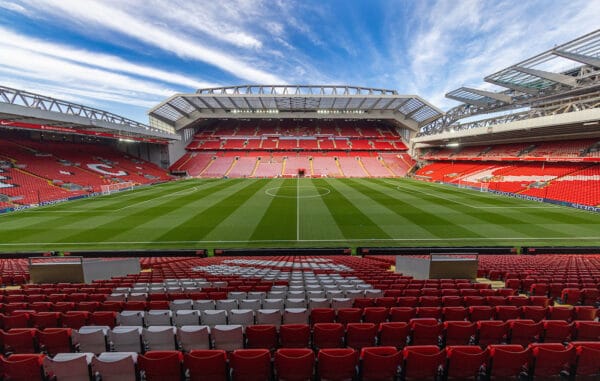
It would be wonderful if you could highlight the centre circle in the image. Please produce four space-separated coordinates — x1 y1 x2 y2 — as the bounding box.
265 186 331 198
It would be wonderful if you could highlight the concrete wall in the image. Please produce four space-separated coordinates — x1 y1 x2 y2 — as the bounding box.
167 127 194 167
395 256 431 280
82 258 140 282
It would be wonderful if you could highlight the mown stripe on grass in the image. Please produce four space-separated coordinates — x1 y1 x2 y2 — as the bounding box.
204 179 288 242
11 179 242 244
155 179 269 242
400 178 600 226
400 178 525 206
317 178 391 240
375 179 574 238
329 178 435 239
0 179 211 235
249 179 298 241
349 178 486 239
397 178 600 227
297 178 345 241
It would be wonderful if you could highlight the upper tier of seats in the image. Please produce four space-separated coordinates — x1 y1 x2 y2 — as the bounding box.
422 139 600 162
186 120 407 152
0 133 171 207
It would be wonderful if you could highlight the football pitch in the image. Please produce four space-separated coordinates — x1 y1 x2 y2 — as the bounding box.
0 177 599 252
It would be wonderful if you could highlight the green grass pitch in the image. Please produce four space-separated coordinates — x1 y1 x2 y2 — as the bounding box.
0 177 599 252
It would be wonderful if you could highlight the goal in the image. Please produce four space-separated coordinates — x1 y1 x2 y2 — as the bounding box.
101 182 134 195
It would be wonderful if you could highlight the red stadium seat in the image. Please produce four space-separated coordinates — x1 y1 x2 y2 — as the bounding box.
184 350 227 381
313 323 344 349
230 349 272 381
401 345 445 380
279 324 310 348
61 311 89 329
487 345 530 379
138 350 184 381
274 348 315 381
38 328 72 355
542 320 573 343
570 341 600 378
363 307 389 324
0 354 46 381
443 321 476 346
345 323 377 350
508 319 543 346
317 348 358 381
1 328 38 353
409 319 441 346
445 345 489 380
337 308 362 325
360 346 402 381
528 343 576 379
310 308 335 324
378 322 409 348
245 325 278 350
477 321 508 347
574 321 600 341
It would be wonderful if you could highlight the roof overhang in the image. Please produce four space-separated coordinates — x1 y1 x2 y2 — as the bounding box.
149 85 443 132
0 86 180 142
413 108 600 147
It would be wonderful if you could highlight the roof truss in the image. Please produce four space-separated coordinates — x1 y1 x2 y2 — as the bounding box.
149 85 443 130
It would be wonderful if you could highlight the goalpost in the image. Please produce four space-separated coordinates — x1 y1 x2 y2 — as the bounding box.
458 179 489 192
101 182 135 195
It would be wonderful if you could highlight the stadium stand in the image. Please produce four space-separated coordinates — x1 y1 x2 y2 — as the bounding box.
416 139 600 206
0 254 598 380
0 131 170 207
170 120 410 178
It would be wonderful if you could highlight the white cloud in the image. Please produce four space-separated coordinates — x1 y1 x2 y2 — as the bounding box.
0 45 176 110
0 0 30 15
403 0 600 111
0 26 216 90
19 0 284 84
126 0 264 49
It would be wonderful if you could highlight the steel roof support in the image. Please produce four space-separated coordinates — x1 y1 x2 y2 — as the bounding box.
446 94 490 107
166 102 191 119
552 50 600 68
513 66 578 87
485 79 541 95
461 87 513 104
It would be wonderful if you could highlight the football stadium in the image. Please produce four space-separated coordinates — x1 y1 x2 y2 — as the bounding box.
0 3 599 380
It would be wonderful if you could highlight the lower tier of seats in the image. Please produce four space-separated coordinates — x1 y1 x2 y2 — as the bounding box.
415 161 600 206
171 152 414 178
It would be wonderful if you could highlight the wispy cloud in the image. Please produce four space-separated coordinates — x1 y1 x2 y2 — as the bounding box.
18 0 285 84
0 0 598 124
402 0 600 109
0 26 216 90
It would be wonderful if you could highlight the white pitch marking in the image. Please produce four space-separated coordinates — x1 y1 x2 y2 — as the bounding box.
385 180 558 209
1 236 599 246
112 186 201 211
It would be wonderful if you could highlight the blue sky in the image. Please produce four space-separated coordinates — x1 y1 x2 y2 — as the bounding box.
0 0 598 123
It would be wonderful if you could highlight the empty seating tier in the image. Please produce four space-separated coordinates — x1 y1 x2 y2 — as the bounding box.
0 254 598 380
170 120 410 178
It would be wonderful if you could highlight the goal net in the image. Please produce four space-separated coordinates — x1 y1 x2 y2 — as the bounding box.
101 182 134 195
